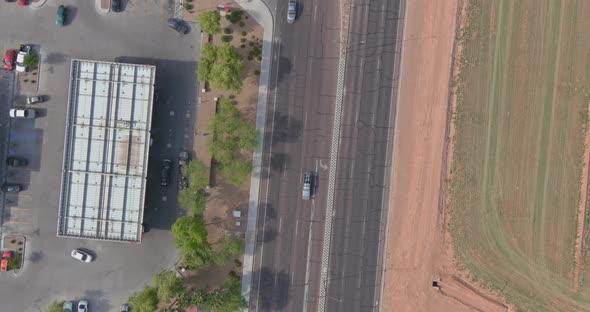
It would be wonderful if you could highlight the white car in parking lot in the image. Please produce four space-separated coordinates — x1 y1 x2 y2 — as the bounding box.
9 108 36 119
78 300 89 312
71 249 93 263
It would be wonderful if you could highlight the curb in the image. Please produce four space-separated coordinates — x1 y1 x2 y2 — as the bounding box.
235 0 274 307
29 0 47 9
12 235 26 277
95 0 110 14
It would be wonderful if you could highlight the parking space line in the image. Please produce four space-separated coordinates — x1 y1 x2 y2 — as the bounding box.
6 194 31 198
8 207 30 211
5 221 32 225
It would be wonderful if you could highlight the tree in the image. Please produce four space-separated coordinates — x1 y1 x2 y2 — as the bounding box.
153 271 185 302
197 43 217 82
23 53 38 67
210 97 258 163
197 44 245 92
178 160 210 216
46 301 65 312
209 97 259 185
210 45 245 92
171 216 212 269
128 285 158 312
220 160 252 187
198 10 221 34
213 238 243 265
184 160 210 190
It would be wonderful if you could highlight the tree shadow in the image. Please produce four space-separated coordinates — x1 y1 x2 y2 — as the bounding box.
250 267 291 311
82 289 112 312
27 251 43 264
43 52 66 65
269 113 303 145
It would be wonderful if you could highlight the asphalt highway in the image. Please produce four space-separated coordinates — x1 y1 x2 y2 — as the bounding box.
249 0 340 310
251 0 404 310
324 0 405 311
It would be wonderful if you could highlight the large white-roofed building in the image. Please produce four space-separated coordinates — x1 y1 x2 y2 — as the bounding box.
57 59 155 243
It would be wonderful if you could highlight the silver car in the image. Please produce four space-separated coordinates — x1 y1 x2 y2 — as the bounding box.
287 0 296 23
63 301 73 312
26 95 44 104
71 249 93 263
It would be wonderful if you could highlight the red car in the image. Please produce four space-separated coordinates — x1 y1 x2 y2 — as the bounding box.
1 251 12 273
17 0 27 6
3 49 15 70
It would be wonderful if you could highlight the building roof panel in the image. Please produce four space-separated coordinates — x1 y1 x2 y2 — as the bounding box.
57 59 155 243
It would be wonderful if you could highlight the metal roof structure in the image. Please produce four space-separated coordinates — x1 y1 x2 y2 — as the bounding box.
57 59 155 243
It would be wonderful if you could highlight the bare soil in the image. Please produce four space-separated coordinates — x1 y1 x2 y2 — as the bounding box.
381 0 510 311
574 107 590 291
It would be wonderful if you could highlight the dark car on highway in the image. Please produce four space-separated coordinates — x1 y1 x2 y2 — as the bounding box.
161 159 172 187
6 157 27 167
167 18 190 34
1 183 22 193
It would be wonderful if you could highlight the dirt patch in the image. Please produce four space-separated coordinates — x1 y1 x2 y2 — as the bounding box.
381 0 510 311
574 105 590 291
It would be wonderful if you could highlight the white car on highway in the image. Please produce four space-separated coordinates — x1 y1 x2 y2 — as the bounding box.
71 249 93 263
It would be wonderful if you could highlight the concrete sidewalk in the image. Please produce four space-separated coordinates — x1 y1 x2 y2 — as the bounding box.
236 0 274 306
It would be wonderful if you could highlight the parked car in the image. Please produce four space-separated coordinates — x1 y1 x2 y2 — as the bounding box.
0 251 12 273
6 157 28 167
120 303 129 312
56 5 66 26
63 301 73 312
287 0 297 23
78 300 89 312
111 0 121 12
26 95 44 104
17 0 26 6
9 108 36 118
167 18 190 34
161 159 172 187
15 45 31 73
1 183 22 193
71 249 93 263
3 49 15 70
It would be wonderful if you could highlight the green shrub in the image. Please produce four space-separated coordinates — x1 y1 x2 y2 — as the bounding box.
254 70 260 75
225 10 242 24
198 10 221 35
221 35 232 43
240 44 246 49
240 38 246 43
239 21 245 27
241 31 247 36
223 27 231 34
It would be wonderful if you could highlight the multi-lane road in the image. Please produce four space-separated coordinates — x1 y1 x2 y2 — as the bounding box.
250 0 405 310
325 0 405 310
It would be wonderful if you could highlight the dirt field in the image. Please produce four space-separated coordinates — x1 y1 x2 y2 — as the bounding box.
382 0 510 311
447 0 590 311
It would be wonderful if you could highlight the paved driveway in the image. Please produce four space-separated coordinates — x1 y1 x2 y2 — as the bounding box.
0 1 200 311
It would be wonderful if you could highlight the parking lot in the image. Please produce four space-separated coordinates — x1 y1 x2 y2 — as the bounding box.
0 1 200 311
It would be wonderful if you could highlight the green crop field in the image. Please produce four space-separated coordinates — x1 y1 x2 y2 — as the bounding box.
449 0 590 311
